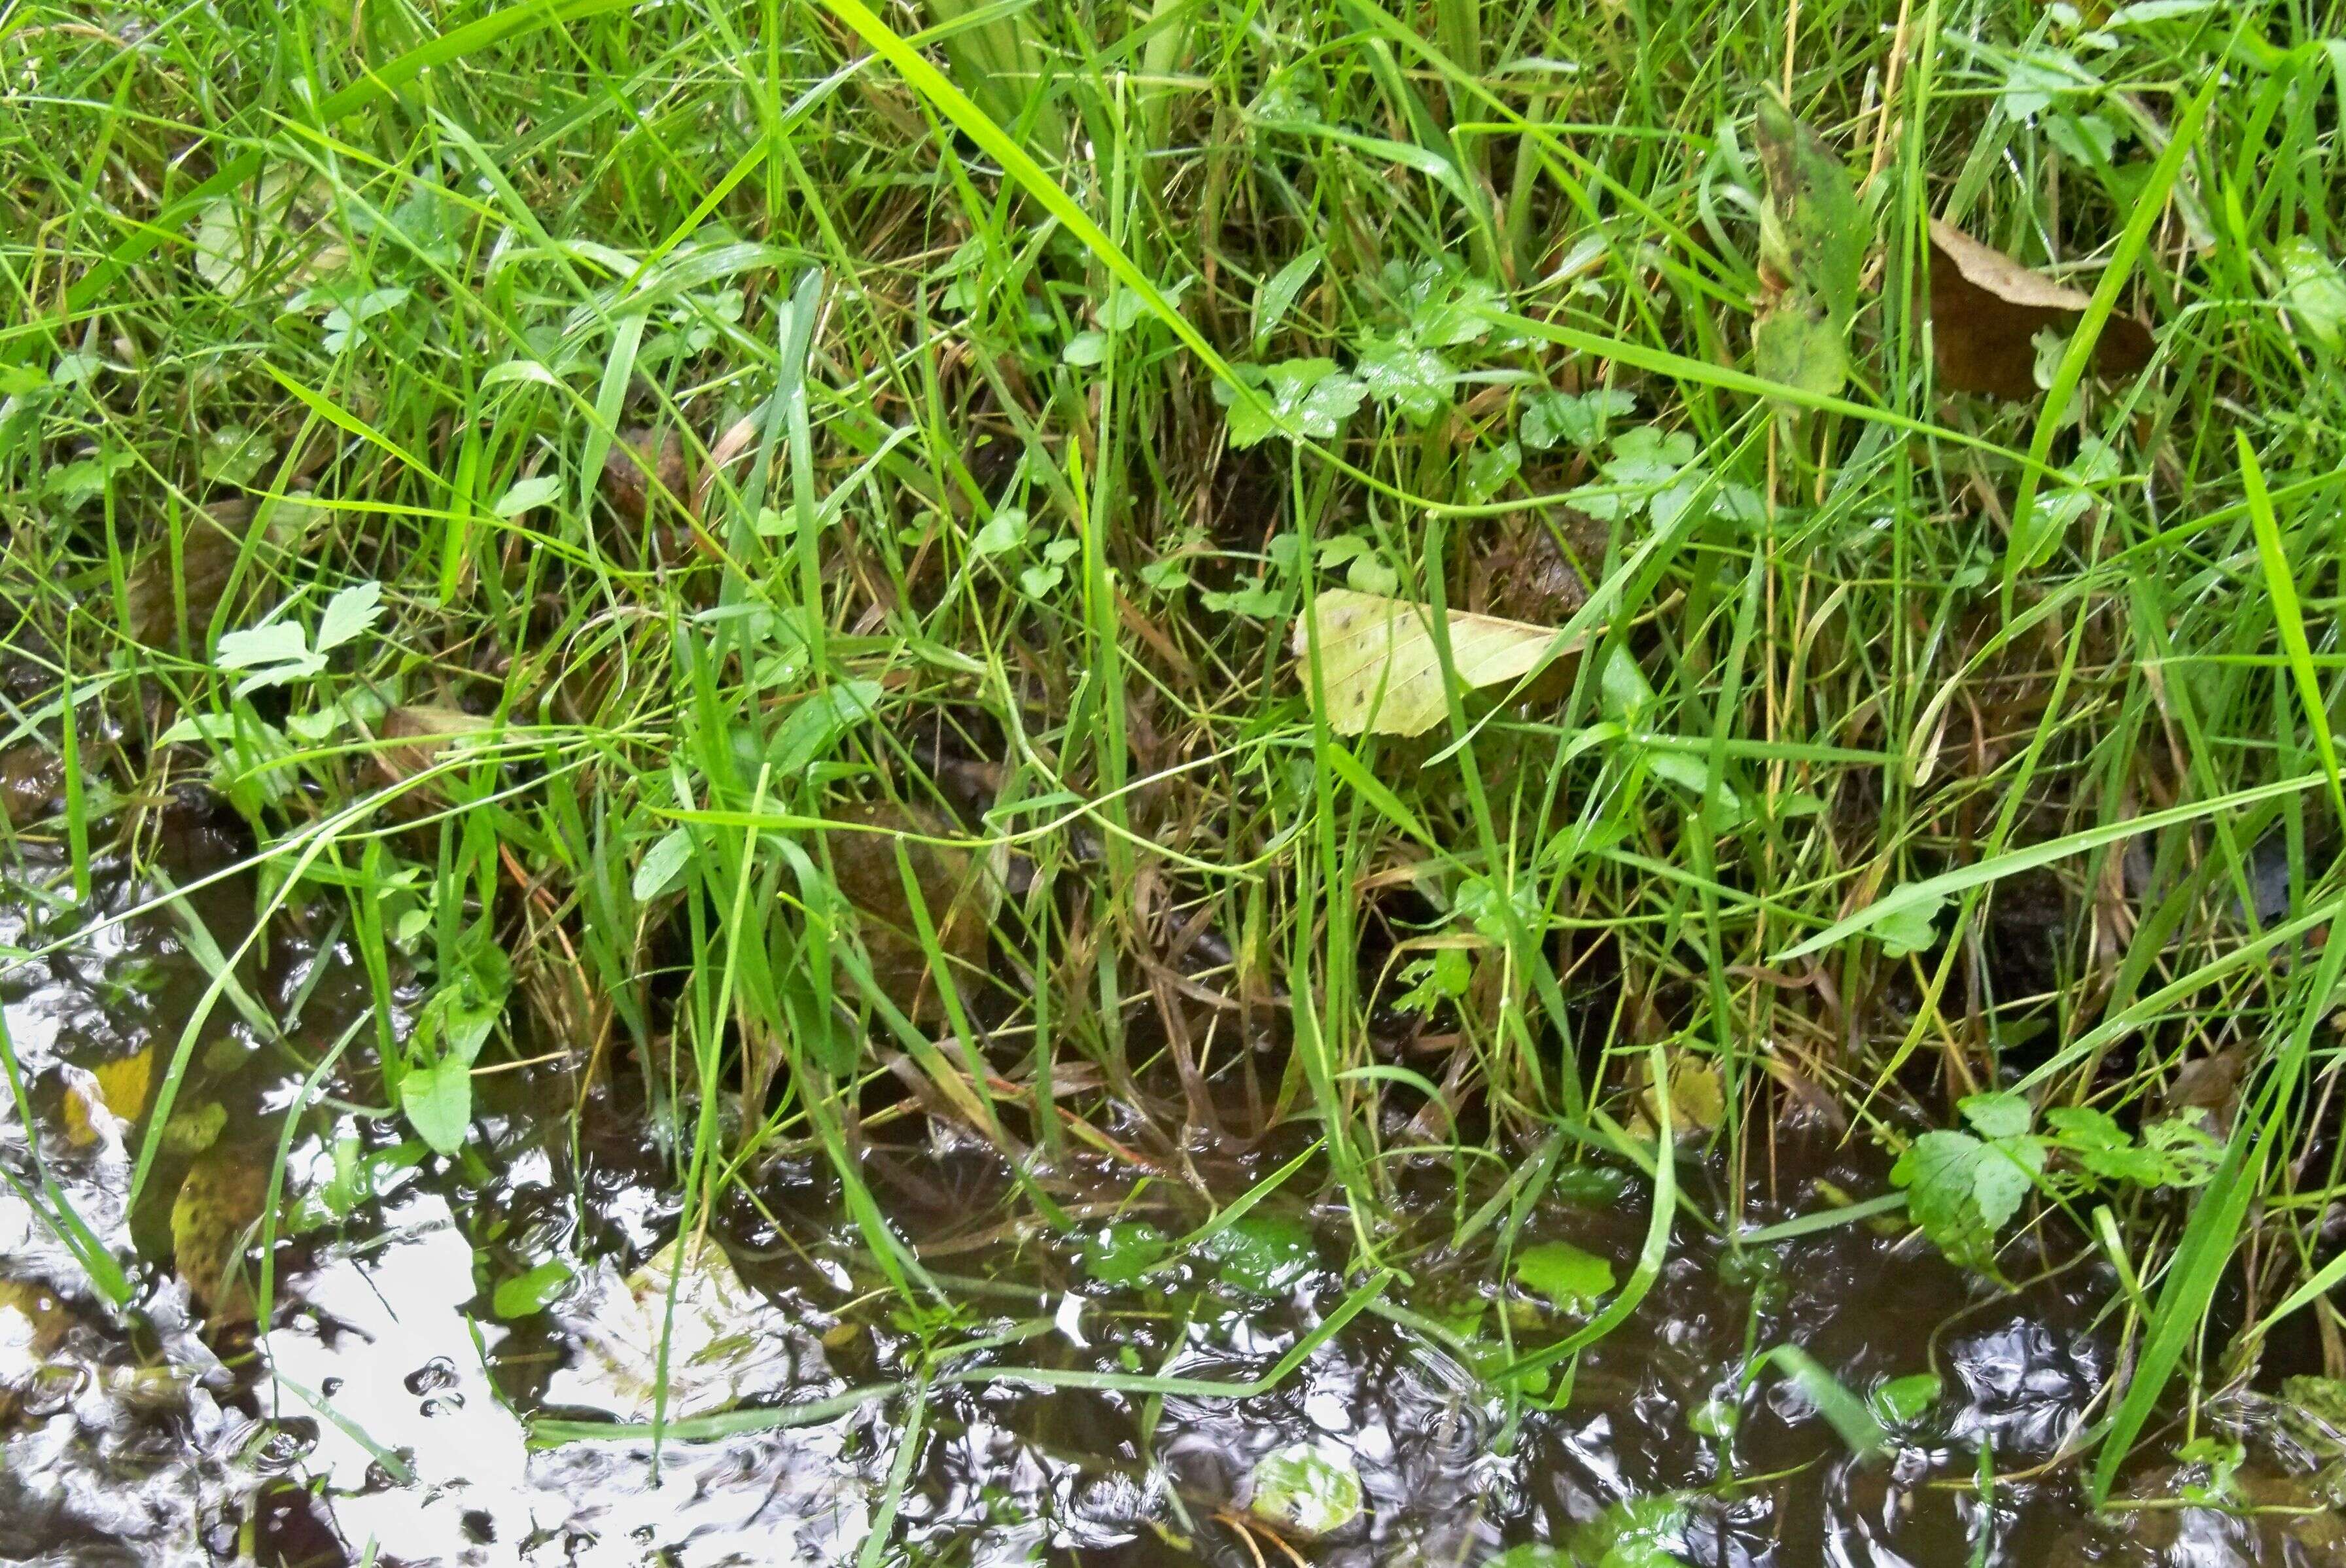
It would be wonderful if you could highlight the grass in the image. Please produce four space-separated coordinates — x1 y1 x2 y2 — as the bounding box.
3 0 2345 1510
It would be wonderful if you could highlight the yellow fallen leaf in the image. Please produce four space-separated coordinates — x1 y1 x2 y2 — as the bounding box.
61 1048 154 1147
1291 589 1574 737
1632 1054 1724 1140
0 1278 70 1359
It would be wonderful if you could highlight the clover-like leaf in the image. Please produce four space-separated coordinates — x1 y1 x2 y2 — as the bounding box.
1355 336 1454 423
1216 359 1368 447
1248 1444 1363 1539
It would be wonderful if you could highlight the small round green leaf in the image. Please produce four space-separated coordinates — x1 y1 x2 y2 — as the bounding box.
1203 1213 1320 1296
1247 1442 1363 1538
1870 1372 1943 1427
1081 1221 1170 1285
1689 1398 1741 1439
160 1100 228 1157
494 1258 576 1319
1513 1240 1615 1311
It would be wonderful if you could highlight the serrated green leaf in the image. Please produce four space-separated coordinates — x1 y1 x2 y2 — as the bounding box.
202 424 274 487
1604 425 1698 483
1398 265 1503 349
1960 1092 2033 1141
1463 441 1522 503
2140 1113 2222 1185
2042 1104 2126 1147
2046 1106 2221 1189
1520 388 1636 451
1215 358 1367 447
1355 337 1453 423
217 621 313 671
217 621 325 695
44 449 134 512
1869 891 1946 956
315 580 383 653
1971 1138 2042 1232
1891 1130 1996 1266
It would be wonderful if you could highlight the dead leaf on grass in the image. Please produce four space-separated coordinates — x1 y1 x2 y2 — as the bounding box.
2165 1047 2245 1134
824 802 993 1024
599 428 692 528
125 502 251 651
1292 589 1577 738
1926 218 2155 400
1 744 64 829
369 705 495 804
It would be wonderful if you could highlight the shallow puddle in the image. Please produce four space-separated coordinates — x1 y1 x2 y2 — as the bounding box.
2 826 2338 1566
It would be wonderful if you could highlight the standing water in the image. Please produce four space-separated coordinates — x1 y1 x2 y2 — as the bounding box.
2 798 2340 1566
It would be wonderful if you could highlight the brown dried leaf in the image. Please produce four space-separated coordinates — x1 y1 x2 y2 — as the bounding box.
1478 519 1598 626
366 705 495 818
0 1276 73 1420
0 1278 71 1361
2166 1047 2245 1134
1931 219 2094 312
695 413 762 517
824 802 991 1024
1926 218 2156 400
124 502 252 650
599 428 690 529
372 706 492 784
0 744 63 828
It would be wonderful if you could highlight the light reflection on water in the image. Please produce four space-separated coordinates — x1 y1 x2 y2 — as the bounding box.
2 830 2339 1567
